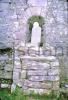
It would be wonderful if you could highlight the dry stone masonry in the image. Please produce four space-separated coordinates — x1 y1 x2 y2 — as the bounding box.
0 0 68 47
13 44 60 94
0 0 68 94
21 56 59 94
0 54 13 89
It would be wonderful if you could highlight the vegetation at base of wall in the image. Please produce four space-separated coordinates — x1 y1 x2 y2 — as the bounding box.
0 86 67 100
60 78 68 88
0 48 12 55
0 79 13 84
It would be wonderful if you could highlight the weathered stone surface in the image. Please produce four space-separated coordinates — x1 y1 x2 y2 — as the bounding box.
1 84 10 88
13 68 21 72
4 0 66 94
47 76 60 81
29 62 50 70
25 88 51 94
29 76 46 82
28 75 60 82
11 83 16 93
21 56 56 61
51 61 59 67
48 68 59 75
52 81 59 90
13 72 19 80
39 63 50 69
13 47 60 94
0 0 67 47
24 80 52 89
22 65 27 69
20 70 26 79
4 72 12 79
0 55 9 61
28 0 47 7
27 70 47 76
14 65 21 69
40 82 52 89
4 64 13 71
15 57 20 61
17 79 23 87
0 42 11 49
14 61 20 66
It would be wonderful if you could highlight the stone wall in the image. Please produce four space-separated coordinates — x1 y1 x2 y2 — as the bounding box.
0 53 13 89
13 44 60 94
21 57 59 94
0 0 68 47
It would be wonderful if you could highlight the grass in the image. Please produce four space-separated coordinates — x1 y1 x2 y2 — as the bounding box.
0 86 67 100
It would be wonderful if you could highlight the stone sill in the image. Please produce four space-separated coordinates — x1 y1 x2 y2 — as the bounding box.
20 56 56 62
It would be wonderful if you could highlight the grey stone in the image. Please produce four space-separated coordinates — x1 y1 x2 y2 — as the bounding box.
51 61 59 67
28 76 46 82
1 0 66 95
25 88 51 94
21 56 56 62
13 68 21 72
20 70 26 79
14 65 21 69
28 0 47 7
11 83 16 93
0 55 9 61
48 68 59 75
23 80 52 89
14 61 21 66
47 76 60 81
27 70 47 76
4 72 12 79
52 81 59 90
1 84 10 88
13 72 19 80
64 84 68 88
4 64 13 71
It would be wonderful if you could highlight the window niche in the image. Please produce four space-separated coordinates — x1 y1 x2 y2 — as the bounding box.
27 16 45 47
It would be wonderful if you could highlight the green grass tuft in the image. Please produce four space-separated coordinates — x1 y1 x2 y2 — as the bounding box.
0 86 67 100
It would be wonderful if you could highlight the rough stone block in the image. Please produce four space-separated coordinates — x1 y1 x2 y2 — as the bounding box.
29 76 46 82
13 68 21 72
4 72 12 79
51 61 59 67
14 65 21 69
1 84 10 88
48 68 59 75
4 64 13 71
13 72 19 80
52 81 59 90
20 70 26 79
14 61 20 66
25 88 51 94
47 76 60 81
11 83 16 93
22 65 27 69
27 70 47 76
23 80 52 89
